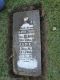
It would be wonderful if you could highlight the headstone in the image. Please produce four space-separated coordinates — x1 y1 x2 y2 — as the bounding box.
13 10 41 77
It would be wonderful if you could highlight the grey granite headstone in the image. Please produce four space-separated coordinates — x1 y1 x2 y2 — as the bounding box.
13 10 41 76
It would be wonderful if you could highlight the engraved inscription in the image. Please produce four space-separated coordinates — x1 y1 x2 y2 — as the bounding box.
17 17 38 69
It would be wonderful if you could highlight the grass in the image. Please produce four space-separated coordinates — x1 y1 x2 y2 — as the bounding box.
0 0 60 80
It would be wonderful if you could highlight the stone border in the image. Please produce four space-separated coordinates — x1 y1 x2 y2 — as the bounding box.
8 3 48 80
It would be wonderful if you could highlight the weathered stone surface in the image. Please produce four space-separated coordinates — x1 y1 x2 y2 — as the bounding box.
13 10 41 76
